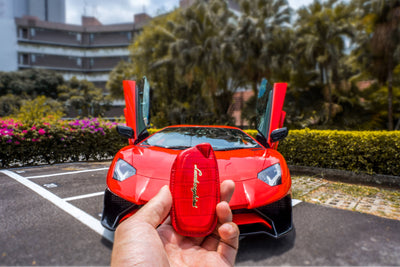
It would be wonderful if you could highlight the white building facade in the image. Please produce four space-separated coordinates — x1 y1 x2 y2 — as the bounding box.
0 0 150 90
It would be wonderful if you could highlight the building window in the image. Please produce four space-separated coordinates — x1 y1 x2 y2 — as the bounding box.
31 54 36 63
30 28 36 37
20 54 29 65
20 28 28 39
76 33 81 42
127 32 132 40
90 58 94 67
89 33 94 43
77 58 82 66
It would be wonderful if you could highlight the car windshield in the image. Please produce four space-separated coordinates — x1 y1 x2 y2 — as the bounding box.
141 127 261 151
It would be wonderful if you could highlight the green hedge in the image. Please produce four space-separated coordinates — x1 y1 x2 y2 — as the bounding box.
150 128 400 176
275 129 400 176
0 118 127 167
2 119 399 176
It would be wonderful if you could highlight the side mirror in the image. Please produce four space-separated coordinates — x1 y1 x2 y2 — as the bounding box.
270 127 288 143
117 125 134 139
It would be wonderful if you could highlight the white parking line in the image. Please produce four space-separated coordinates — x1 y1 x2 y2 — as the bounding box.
25 167 109 179
1 170 114 243
63 191 104 202
2 168 301 244
292 199 302 206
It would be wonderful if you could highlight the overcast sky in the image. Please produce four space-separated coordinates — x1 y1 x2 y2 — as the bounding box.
66 0 314 25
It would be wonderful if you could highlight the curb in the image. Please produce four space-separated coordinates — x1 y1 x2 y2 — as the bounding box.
288 165 400 189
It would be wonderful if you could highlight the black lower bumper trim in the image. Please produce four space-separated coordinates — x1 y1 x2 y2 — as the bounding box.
234 195 293 239
101 188 139 231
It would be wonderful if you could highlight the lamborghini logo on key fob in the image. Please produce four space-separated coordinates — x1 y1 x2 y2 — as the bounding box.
191 164 202 208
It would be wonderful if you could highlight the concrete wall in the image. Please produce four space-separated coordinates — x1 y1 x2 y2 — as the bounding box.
27 0 45 20
0 0 18 71
15 0 66 23
47 0 65 23
13 0 29 18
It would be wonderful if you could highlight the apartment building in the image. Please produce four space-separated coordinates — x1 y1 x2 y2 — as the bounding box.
0 0 248 120
13 0 66 23
15 14 150 89
1 0 66 72
0 0 151 90
1 0 239 89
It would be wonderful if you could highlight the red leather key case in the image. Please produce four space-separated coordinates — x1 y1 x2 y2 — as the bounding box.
170 143 220 237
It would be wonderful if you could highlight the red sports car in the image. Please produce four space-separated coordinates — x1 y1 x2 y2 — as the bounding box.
101 77 292 238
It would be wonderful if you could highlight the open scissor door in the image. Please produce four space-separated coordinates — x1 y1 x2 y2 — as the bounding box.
123 77 150 145
256 78 287 149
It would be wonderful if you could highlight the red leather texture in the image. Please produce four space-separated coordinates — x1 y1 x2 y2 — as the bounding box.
170 143 220 237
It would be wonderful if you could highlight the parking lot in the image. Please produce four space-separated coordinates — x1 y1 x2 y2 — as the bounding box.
1 161 400 266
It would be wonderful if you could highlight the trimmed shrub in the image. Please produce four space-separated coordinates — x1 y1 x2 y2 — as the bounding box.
276 129 400 176
149 128 400 176
1 120 399 177
0 118 127 167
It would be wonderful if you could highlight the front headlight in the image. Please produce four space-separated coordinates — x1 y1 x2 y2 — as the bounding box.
113 159 136 181
257 163 282 186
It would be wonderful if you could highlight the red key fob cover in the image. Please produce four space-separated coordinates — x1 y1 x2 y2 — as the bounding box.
170 143 220 237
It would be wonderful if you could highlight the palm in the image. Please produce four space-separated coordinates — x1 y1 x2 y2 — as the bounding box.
157 184 238 267
158 224 233 267
111 181 238 267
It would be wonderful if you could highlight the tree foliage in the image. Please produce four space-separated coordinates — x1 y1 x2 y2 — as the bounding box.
122 0 297 127
0 69 113 119
58 77 110 118
13 95 65 124
0 94 24 117
294 0 354 124
165 0 240 122
106 61 135 99
0 69 64 98
128 3 238 126
105 0 399 130
235 0 291 90
351 0 400 130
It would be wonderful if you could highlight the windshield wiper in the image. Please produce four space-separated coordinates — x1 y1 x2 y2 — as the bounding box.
214 147 248 151
164 145 192 150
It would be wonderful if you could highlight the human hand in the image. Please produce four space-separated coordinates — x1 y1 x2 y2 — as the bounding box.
111 180 239 267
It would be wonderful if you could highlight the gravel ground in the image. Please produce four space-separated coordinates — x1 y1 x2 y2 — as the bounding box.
292 175 400 220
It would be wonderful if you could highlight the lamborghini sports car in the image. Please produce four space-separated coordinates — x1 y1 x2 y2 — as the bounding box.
101 77 293 238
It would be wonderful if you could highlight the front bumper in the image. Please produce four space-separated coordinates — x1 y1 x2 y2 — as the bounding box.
233 194 293 238
101 188 293 238
101 188 141 231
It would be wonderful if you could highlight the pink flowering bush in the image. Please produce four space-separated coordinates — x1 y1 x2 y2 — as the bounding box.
0 118 127 167
2 118 400 176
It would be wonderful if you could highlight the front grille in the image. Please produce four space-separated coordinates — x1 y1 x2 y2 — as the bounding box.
108 190 133 210
232 209 251 214
238 223 273 236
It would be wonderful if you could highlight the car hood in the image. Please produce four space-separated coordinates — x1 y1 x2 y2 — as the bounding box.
110 145 289 208
131 145 269 181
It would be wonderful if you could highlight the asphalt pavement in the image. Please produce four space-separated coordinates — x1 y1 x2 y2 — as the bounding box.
0 161 399 266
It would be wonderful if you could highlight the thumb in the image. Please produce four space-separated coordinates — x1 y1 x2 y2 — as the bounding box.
131 185 172 228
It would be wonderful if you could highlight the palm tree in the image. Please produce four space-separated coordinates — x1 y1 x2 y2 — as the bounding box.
234 0 292 92
294 0 354 123
106 61 135 99
165 0 239 123
353 0 400 130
